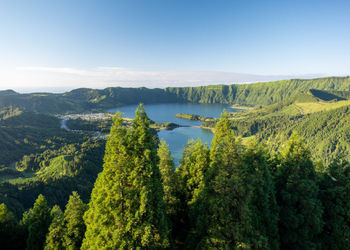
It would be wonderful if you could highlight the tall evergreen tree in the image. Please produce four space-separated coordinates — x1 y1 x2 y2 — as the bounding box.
157 140 181 245
63 191 87 250
157 140 179 217
275 133 323 249
45 205 64 250
21 194 52 250
177 139 210 206
242 142 280 249
198 112 253 249
176 139 210 247
319 157 350 249
194 112 279 249
82 105 169 249
0 203 22 249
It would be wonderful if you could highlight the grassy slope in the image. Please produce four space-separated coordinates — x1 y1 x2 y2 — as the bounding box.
295 100 350 114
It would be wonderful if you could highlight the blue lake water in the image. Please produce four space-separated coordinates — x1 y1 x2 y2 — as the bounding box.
108 103 235 166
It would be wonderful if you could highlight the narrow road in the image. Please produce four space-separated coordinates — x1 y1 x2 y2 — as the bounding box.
60 118 106 138
60 118 70 131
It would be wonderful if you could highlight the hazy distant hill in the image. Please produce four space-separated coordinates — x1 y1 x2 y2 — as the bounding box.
0 76 349 113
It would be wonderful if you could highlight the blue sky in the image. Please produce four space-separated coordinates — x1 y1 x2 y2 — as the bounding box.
0 0 349 91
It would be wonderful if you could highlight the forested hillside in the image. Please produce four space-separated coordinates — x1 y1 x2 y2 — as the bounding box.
0 107 106 218
166 76 350 105
0 107 86 167
0 139 105 219
1 106 350 249
1 76 349 113
202 94 350 164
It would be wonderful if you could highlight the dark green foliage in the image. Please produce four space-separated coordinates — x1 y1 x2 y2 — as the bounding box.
177 140 210 207
0 109 83 167
157 140 180 217
21 194 52 250
242 142 279 249
176 139 210 247
45 205 65 250
63 191 87 250
309 89 346 101
275 133 323 249
0 203 24 249
195 113 280 249
157 140 181 246
200 113 252 248
324 89 350 99
82 105 169 249
319 157 350 249
0 139 105 219
202 114 251 248
45 192 87 250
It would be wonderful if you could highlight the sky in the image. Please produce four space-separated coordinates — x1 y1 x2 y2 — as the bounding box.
0 0 349 92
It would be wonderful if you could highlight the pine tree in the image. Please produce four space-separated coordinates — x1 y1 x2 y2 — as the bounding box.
198 112 253 248
177 139 210 206
45 205 64 250
319 157 350 249
242 142 280 249
63 191 87 250
275 133 323 249
82 105 169 249
198 113 279 249
157 140 179 217
22 194 52 250
0 203 21 249
157 139 181 246
176 139 210 247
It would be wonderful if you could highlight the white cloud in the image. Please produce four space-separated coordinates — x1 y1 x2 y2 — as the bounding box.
0 66 328 93
17 67 101 76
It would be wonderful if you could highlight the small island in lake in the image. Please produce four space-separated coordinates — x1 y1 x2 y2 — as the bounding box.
150 120 181 131
175 113 213 121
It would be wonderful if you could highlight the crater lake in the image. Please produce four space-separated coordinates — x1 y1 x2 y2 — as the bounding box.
108 103 236 166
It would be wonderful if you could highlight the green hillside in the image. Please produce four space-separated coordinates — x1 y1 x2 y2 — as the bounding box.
0 108 86 167
201 96 350 164
0 139 105 218
166 76 350 105
1 76 349 113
